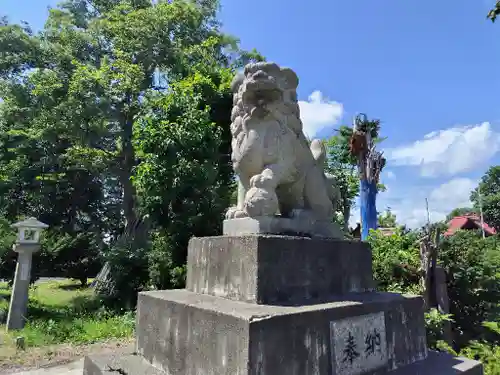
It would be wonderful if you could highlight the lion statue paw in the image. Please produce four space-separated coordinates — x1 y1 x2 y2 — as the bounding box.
243 187 279 217
225 207 248 219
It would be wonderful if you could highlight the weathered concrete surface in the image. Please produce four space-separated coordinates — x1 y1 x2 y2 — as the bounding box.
11 359 83 375
186 235 374 305
83 350 482 375
387 351 482 375
223 216 342 238
83 354 165 375
135 289 427 375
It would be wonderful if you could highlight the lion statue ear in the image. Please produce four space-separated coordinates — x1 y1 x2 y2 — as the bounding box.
231 73 245 93
310 139 327 165
280 67 299 90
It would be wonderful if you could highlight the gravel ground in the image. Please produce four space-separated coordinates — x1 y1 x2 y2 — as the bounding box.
1 339 134 375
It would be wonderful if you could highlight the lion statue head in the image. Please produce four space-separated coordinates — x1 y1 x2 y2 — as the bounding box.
230 62 304 140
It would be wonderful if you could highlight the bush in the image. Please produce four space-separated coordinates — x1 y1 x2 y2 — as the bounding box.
459 322 500 375
425 308 454 349
98 239 150 311
0 218 17 281
369 228 500 355
439 231 500 347
368 228 421 292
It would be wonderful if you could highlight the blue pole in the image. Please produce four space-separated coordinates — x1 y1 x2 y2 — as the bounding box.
360 179 378 240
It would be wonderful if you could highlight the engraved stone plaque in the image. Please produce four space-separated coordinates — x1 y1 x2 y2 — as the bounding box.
330 312 387 375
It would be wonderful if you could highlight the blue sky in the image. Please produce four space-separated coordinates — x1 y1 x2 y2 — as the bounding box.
3 0 500 227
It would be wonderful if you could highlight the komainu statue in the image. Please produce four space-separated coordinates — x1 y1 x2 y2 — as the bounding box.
225 62 340 236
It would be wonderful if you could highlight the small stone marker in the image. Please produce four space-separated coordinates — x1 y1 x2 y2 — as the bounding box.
330 312 388 375
15 336 25 350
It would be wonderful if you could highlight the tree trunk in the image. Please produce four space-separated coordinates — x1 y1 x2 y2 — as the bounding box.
120 103 138 235
360 179 378 240
342 203 351 233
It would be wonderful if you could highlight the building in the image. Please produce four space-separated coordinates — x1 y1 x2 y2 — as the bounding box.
444 214 497 237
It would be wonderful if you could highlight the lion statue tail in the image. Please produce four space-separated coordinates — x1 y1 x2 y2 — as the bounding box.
309 138 340 209
309 138 327 166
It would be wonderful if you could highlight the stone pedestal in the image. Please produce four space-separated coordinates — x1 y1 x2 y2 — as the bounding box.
83 235 483 375
6 243 40 331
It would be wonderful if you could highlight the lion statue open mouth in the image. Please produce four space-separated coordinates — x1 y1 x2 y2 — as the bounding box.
226 62 340 224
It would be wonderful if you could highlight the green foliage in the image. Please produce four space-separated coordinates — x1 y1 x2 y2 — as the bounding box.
0 280 134 349
471 166 500 231
462 341 500 375
0 0 262 308
325 130 359 231
459 322 500 375
368 229 421 292
41 232 103 286
134 70 233 289
147 231 187 290
99 240 150 310
425 308 454 349
439 231 500 347
0 218 17 281
488 1 500 22
377 209 397 228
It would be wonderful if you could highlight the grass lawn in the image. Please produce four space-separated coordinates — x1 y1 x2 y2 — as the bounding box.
0 279 134 372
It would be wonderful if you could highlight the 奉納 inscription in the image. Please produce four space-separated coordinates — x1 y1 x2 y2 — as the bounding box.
330 312 387 375
343 332 360 364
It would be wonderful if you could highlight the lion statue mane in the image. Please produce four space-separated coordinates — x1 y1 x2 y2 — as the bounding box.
226 62 340 222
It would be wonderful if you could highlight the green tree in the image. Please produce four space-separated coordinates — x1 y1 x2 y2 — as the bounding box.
135 70 232 288
488 1 500 21
377 208 397 228
439 231 500 348
325 127 360 232
0 0 262 299
471 166 500 230
368 229 421 293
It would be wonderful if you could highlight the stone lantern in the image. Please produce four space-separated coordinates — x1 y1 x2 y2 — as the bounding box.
6 217 49 331
12 217 49 245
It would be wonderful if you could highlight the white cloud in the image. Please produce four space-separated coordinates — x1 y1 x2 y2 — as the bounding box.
385 122 500 177
429 178 476 206
385 170 396 180
348 178 477 229
298 91 343 138
391 178 476 228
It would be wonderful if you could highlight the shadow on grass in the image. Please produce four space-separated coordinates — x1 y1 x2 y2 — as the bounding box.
69 294 102 314
56 283 87 291
0 291 11 300
24 294 103 323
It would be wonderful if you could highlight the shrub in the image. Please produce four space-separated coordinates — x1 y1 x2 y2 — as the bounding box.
459 322 500 375
368 228 421 292
148 231 187 290
98 240 150 311
0 218 17 282
439 231 500 348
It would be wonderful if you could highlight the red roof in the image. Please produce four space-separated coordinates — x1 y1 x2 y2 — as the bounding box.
444 214 497 237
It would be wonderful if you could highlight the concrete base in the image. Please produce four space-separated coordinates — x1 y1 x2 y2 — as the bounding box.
83 351 482 375
223 216 343 239
83 288 482 375
83 353 165 375
186 235 375 305
134 289 428 375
